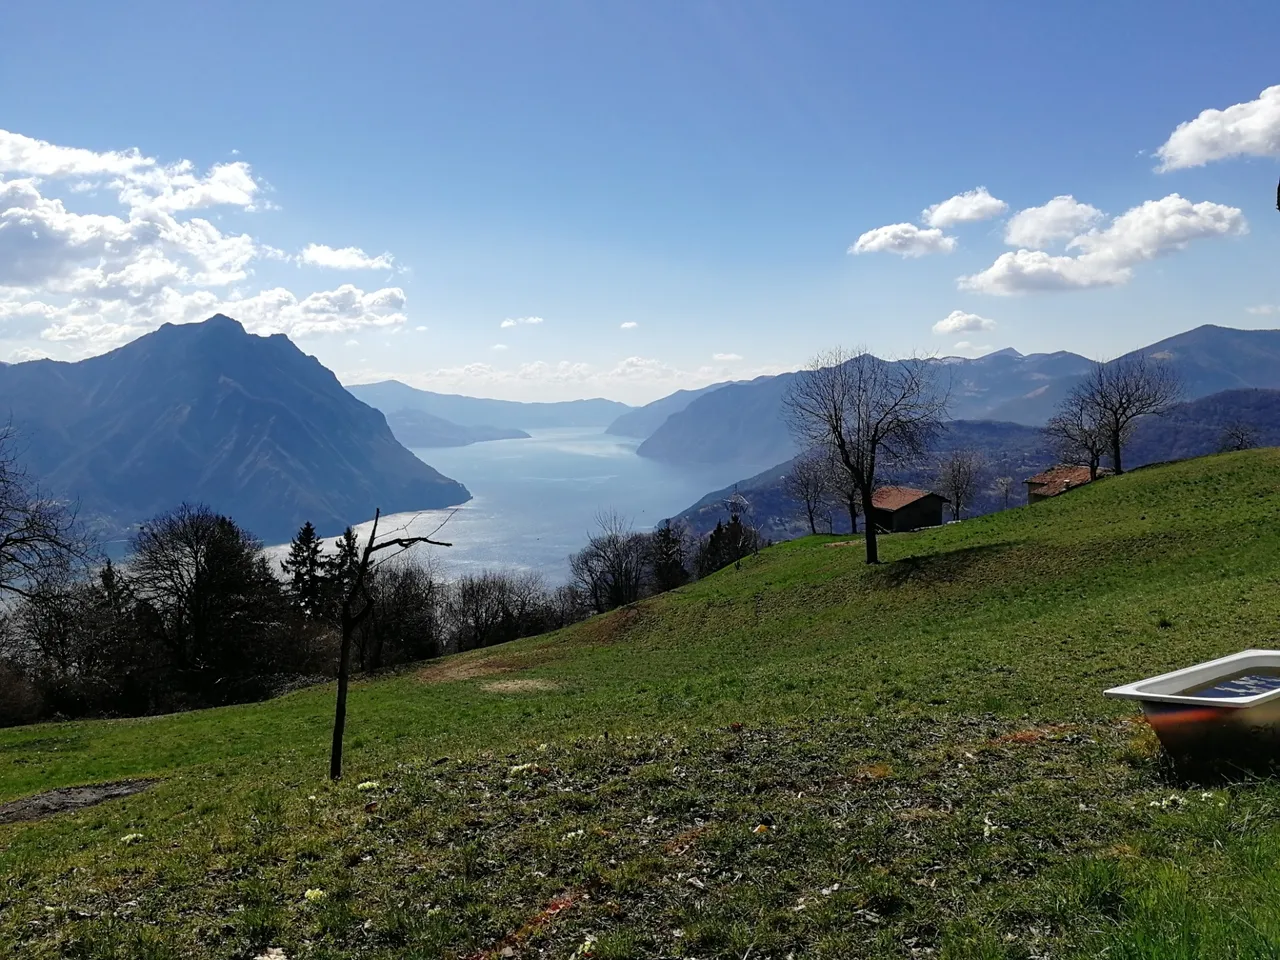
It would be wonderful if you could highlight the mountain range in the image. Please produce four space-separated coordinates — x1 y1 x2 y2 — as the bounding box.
670 388 1280 541
348 380 631 430
604 380 736 438
382 409 529 448
0 315 471 543
633 325 1280 471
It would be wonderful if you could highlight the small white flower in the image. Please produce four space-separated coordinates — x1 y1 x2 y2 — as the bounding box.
509 763 535 774
304 888 327 903
564 828 585 841
355 781 379 792
120 833 144 845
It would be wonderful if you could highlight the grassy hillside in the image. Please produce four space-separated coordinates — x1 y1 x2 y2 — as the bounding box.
3 450 1280 959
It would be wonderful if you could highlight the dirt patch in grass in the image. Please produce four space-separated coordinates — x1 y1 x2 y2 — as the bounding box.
824 540 861 548
418 646 564 685
0 779 157 825
987 723 1078 746
482 678 561 694
417 658 512 684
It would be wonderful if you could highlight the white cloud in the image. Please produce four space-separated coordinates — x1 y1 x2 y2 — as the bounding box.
0 129 408 352
32 283 407 346
499 316 544 328
344 338 360 346
300 243 394 270
492 343 508 351
850 223 956 258
619 321 638 330
712 352 742 361
933 310 996 335
1155 86 1280 171
8 346 51 363
1004 196 1104 248
960 194 1247 295
0 129 264 214
921 187 1007 228
951 341 994 357
415 325 428 331
1246 304 1278 315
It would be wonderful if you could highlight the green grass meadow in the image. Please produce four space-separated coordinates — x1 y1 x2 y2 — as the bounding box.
2 450 1280 958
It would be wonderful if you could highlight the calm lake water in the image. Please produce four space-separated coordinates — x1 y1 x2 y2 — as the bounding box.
352 429 760 583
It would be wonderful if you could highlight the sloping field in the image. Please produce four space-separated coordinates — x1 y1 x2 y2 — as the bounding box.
2 450 1279 959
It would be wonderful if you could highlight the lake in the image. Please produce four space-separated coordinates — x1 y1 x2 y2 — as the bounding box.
353 429 762 583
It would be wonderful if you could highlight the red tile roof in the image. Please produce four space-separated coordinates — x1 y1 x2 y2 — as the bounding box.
871 486 944 512
1025 465 1098 497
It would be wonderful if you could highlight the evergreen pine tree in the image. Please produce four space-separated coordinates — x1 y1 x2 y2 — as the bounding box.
281 521 325 617
649 521 690 593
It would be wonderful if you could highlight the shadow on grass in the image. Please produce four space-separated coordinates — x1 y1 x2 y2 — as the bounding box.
872 543 1016 589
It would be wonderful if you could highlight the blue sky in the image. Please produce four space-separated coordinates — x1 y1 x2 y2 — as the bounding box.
2 1 1278 403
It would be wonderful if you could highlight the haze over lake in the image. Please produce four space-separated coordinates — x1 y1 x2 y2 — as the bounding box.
364 429 764 582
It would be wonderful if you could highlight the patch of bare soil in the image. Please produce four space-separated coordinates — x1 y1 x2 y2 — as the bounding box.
481 678 560 694
0 779 157 825
418 646 564 685
574 604 651 645
417 658 513 684
824 540 862 548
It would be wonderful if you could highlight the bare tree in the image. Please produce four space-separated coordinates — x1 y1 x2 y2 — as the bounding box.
992 476 1015 511
1218 419 1259 453
781 450 834 536
784 348 949 564
331 509 451 781
1073 354 1181 474
0 424 91 601
936 449 985 521
1044 391 1108 480
568 510 649 614
822 449 862 534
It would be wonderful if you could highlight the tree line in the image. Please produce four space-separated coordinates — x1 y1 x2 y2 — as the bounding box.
0 453 764 727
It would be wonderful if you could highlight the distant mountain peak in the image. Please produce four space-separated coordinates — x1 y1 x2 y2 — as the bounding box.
984 347 1023 359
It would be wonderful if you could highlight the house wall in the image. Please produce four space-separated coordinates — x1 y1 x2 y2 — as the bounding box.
871 496 946 532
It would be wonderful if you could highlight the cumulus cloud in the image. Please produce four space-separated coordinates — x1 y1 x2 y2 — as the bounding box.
850 223 956 258
8 346 51 363
300 244 394 270
1246 304 1278 315
32 283 408 345
1155 86 1280 171
933 310 996 335
712 352 742 361
921 187 1007 228
960 194 1247 295
1004 196 1104 249
0 129 264 214
492 343 508 351
499 316 544 329
620 321 638 330
0 129 408 352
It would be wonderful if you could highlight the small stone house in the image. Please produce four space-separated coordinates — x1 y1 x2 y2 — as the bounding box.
870 486 949 532
1024 465 1109 504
